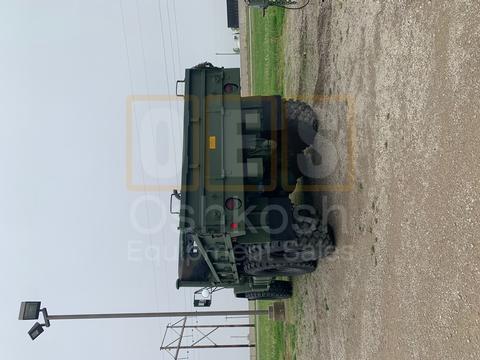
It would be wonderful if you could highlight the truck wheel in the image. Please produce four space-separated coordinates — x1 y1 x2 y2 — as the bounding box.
242 280 293 301
247 210 335 262
244 258 317 277
286 99 319 153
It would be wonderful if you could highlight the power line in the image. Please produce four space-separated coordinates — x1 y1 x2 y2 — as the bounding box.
119 1 165 352
156 0 180 182
158 0 189 321
164 0 183 141
132 0 175 332
161 318 256 360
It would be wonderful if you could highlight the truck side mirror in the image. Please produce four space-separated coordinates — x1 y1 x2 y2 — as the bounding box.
193 288 213 307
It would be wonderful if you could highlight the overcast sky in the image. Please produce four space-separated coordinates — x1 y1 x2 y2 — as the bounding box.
0 1 247 359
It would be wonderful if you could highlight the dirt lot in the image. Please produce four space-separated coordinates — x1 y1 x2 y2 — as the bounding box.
277 1 480 359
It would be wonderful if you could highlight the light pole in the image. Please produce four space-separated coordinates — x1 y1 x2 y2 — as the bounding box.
18 301 278 341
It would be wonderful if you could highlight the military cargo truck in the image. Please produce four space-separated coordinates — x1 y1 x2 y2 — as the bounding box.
172 63 334 303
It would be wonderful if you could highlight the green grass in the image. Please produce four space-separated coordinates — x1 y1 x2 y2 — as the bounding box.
249 8 296 360
256 301 286 360
256 299 300 360
250 7 286 96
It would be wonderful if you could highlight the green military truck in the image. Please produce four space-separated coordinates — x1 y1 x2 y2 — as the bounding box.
172 63 334 303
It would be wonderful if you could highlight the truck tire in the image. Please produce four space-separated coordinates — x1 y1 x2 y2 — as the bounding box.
243 258 317 277
241 280 293 301
246 209 335 262
286 99 319 153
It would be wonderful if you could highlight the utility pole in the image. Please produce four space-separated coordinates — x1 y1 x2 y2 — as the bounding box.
168 324 254 329
160 318 257 359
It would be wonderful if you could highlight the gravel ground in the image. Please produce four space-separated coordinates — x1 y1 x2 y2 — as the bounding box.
280 1 480 359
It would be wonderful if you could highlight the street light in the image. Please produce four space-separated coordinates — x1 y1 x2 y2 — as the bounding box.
28 322 44 341
19 300 283 342
19 302 50 341
18 302 41 321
